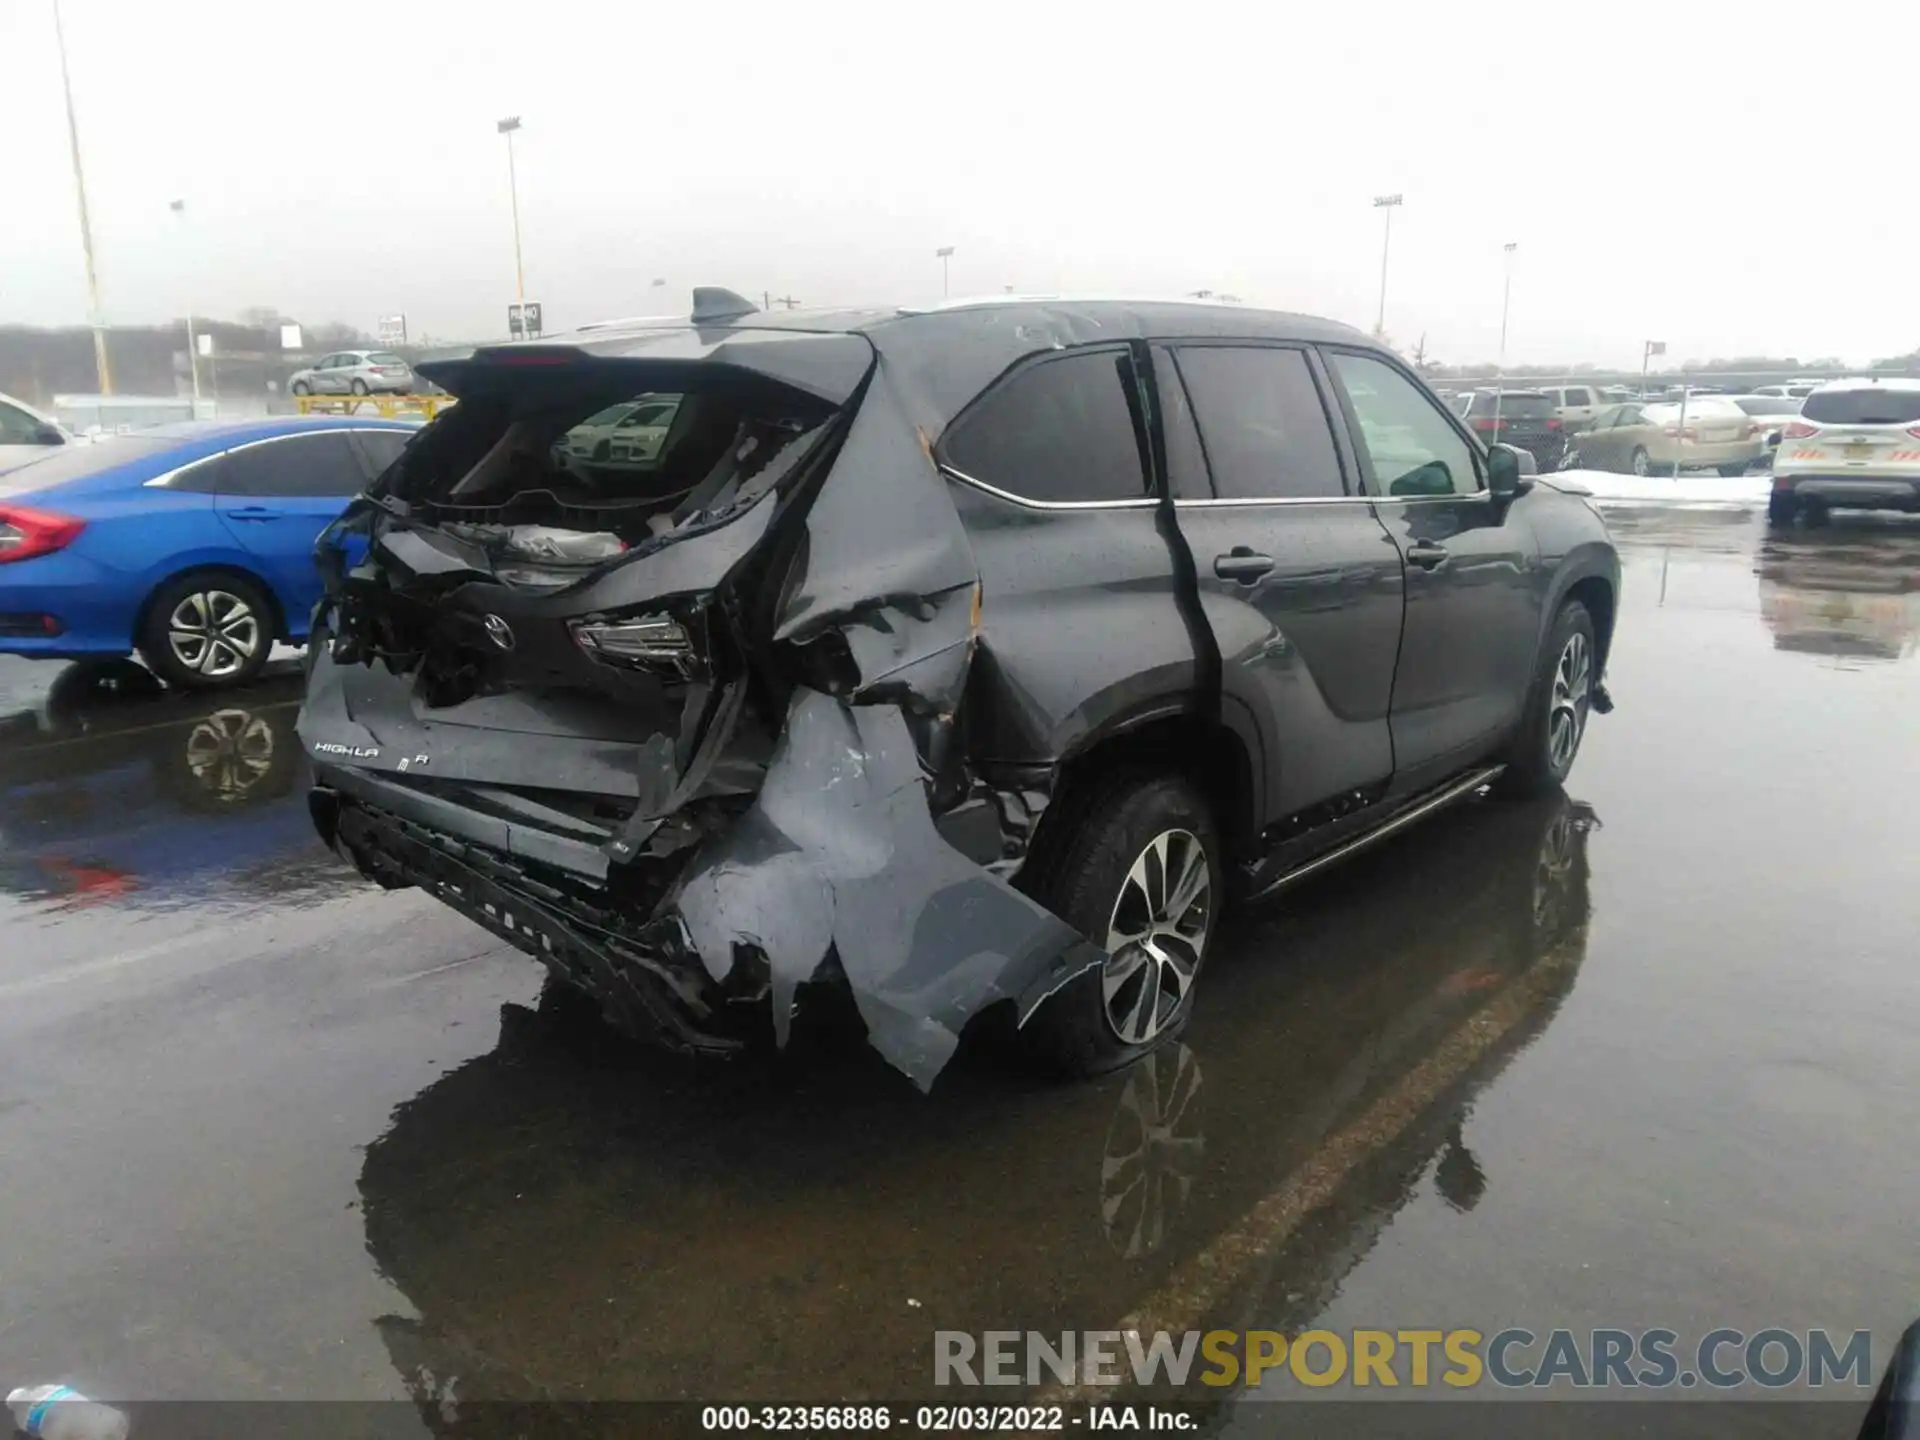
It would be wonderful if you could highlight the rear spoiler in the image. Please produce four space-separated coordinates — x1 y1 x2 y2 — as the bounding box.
415 327 874 407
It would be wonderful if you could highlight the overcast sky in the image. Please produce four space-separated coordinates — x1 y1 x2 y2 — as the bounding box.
4 0 1915 367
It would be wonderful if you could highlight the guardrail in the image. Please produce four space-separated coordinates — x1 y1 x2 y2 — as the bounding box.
294 393 455 421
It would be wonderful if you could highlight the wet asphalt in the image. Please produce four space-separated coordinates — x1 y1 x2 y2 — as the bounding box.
1 509 1916 1436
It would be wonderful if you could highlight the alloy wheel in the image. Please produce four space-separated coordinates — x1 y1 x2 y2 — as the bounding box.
1102 828 1213 1045
167 589 261 679
1630 448 1651 476
1547 631 1592 771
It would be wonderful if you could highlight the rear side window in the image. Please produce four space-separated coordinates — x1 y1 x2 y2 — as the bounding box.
942 349 1149 504
1801 389 1920 426
349 429 411 480
1172 346 1345 500
221 433 365 496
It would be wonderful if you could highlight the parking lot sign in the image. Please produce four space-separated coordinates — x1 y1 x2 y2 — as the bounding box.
508 302 544 339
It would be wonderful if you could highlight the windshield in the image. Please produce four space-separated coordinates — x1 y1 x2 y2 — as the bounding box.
1733 397 1798 416
1801 388 1920 426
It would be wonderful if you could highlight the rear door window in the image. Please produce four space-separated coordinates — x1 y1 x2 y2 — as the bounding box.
1801 389 1920 426
941 348 1149 504
221 433 366 496
1171 345 1345 499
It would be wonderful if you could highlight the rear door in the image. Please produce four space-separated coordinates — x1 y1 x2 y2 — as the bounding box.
1321 349 1543 788
1156 343 1403 819
214 431 368 629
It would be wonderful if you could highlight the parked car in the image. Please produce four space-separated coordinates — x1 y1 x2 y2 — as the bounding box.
561 395 681 465
299 290 1618 1088
1448 389 1569 467
1727 394 1803 468
288 351 416 397
0 392 76 476
1538 384 1609 434
1568 398 1766 476
0 416 415 689
1768 378 1920 526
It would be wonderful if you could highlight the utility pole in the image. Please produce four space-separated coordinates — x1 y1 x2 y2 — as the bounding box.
1372 195 1403 338
169 200 201 406
936 246 955 298
1493 242 1517 438
54 0 111 394
497 117 526 314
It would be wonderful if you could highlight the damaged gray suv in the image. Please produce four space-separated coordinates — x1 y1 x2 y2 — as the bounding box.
298 290 1619 1090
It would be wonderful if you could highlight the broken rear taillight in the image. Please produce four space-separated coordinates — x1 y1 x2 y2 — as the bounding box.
571 613 700 677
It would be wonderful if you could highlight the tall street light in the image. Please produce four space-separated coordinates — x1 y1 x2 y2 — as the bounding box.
936 246 955 298
168 199 201 407
54 0 111 395
497 116 527 315
1493 242 1518 436
1372 194 1403 338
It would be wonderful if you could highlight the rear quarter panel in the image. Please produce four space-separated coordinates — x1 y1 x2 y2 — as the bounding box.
1 485 267 651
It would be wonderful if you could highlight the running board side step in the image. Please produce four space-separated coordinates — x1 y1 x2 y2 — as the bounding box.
1242 765 1506 904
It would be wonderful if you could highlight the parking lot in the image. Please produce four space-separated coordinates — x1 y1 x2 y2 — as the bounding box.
1 506 1916 1435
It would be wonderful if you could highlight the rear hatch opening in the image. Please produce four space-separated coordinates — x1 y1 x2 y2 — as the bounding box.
302 351 855 840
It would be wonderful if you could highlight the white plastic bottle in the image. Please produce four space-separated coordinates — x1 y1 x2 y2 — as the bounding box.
6 1386 129 1440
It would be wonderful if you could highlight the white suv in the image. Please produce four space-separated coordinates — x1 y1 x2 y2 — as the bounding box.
1769 378 1920 526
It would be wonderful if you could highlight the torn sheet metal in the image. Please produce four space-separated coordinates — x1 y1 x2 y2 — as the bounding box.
673 688 1104 1090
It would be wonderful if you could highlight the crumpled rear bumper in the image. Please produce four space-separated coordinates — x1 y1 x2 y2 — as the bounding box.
313 786 761 1057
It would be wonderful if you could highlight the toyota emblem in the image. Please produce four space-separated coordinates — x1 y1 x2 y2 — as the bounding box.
483 614 516 651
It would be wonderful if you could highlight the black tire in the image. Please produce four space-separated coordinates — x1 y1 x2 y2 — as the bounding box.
1767 492 1798 527
1718 462 1749 478
1802 499 1831 528
1019 772 1222 1077
1495 600 1596 800
137 571 275 691
350 378 370 396
1628 446 1651 477
290 380 311 396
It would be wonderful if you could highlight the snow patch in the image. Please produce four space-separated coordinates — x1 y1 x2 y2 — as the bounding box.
1547 468 1772 509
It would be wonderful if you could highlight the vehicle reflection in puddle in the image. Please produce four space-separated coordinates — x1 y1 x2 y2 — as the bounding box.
356 790 1598 1419
0 658 347 917
1755 523 1920 664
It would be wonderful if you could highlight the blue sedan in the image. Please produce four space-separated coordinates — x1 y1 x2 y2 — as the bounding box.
0 416 415 689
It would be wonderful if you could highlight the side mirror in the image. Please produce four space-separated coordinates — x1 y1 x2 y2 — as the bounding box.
31 423 65 446
1487 442 1536 498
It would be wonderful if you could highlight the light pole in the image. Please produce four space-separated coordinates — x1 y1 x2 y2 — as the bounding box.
1493 242 1517 436
497 116 526 319
168 199 201 407
1372 194 1402 338
936 246 955 298
54 0 111 395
